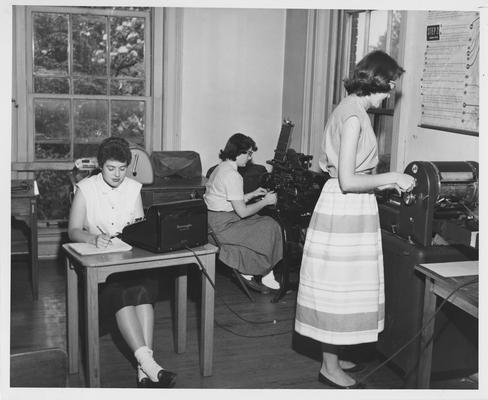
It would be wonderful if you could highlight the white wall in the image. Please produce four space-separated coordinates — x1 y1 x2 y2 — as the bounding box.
179 8 286 174
393 11 479 172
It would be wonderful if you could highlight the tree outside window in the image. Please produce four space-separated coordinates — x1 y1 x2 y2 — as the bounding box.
28 7 150 221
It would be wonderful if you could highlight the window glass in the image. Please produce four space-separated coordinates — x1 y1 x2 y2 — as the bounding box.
34 99 70 160
72 14 107 77
110 16 145 78
32 9 148 163
353 12 366 63
345 10 402 173
111 100 145 145
33 13 68 75
368 10 388 53
28 7 150 222
390 11 402 61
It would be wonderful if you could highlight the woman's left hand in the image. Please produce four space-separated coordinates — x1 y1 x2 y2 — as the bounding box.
252 187 268 198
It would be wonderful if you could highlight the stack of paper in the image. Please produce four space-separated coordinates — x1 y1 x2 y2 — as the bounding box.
68 237 132 256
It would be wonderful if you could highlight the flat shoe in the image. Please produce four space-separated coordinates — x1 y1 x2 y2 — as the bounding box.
342 363 366 373
242 276 271 294
137 369 177 388
318 372 365 389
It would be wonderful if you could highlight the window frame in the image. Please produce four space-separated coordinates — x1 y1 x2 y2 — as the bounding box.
339 9 403 163
23 6 153 170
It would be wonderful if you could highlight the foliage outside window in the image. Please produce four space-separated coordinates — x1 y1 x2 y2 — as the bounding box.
344 10 402 171
27 7 151 221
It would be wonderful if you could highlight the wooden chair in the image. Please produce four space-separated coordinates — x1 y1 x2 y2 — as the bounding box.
10 347 68 387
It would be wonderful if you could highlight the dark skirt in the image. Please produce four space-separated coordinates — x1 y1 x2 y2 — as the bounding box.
100 270 159 315
208 211 283 275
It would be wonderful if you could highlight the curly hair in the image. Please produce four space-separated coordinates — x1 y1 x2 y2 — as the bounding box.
219 133 258 161
97 137 132 167
344 50 405 96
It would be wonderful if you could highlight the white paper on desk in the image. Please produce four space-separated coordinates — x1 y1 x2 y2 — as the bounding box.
420 261 478 277
68 237 132 255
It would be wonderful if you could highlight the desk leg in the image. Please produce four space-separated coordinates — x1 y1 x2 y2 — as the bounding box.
175 266 187 353
200 254 215 376
84 269 100 387
66 258 79 374
417 277 436 389
30 198 38 300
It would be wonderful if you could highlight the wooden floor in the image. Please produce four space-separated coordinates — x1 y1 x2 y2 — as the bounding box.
10 255 478 390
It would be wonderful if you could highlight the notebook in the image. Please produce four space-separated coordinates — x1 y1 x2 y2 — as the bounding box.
67 237 132 256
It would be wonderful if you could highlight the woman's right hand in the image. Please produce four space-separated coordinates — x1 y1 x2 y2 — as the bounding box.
395 173 416 193
94 233 111 248
262 191 278 206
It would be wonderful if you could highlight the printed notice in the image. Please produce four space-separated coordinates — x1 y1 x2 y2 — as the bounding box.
419 11 479 135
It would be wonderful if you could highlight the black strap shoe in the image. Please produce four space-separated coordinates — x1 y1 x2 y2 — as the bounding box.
137 369 177 388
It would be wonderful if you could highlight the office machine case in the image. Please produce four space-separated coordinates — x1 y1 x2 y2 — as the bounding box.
378 230 478 384
121 199 208 253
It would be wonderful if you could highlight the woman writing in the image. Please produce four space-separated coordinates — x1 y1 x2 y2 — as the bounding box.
204 133 283 292
68 137 176 388
294 51 415 389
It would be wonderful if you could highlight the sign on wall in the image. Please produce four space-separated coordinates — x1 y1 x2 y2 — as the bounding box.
419 11 479 136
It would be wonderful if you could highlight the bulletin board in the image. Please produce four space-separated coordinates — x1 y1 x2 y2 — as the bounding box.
419 11 479 136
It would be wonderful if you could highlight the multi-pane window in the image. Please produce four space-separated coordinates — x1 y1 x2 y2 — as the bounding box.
31 8 150 161
343 10 402 171
25 6 151 221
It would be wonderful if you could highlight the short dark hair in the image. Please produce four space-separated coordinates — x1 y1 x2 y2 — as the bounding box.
97 137 132 167
219 133 257 161
344 50 405 96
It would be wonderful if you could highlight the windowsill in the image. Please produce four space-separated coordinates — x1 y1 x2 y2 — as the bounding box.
12 161 74 171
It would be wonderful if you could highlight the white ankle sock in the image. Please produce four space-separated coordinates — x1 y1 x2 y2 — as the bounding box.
262 271 280 289
240 273 253 281
134 346 162 382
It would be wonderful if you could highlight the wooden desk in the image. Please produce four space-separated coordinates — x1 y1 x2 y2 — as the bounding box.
415 261 478 389
11 179 39 300
63 243 218 387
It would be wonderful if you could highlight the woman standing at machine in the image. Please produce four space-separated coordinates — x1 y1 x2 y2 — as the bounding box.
294 50 415 389
68 137 176 388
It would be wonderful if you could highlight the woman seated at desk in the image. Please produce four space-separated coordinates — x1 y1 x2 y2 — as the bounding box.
204 133 283 292
68 137 176 388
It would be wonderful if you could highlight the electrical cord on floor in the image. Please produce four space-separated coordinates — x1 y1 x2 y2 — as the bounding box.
355 276 479 386
214 319 292 338
184 244 295 337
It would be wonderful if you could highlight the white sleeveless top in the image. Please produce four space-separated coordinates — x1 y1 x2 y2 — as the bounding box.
76 173 143 236
318 95 379 177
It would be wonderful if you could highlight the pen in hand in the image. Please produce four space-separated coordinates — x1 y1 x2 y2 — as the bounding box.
96 225 113 247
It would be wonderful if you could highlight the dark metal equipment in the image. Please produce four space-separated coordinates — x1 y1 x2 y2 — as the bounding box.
261 120 328 302
121 199 208 253
379 161 479 247
377 161 479 386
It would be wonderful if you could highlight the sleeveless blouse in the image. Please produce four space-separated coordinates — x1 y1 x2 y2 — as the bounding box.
76 173 143 237
318 95 378 177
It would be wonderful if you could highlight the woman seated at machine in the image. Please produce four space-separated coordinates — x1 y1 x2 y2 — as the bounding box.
204 133 283 292
68 137 176 388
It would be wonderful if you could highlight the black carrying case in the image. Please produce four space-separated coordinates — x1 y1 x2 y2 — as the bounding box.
121 199 208 253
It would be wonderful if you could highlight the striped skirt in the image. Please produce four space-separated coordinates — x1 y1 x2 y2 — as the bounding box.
295 178 384 345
